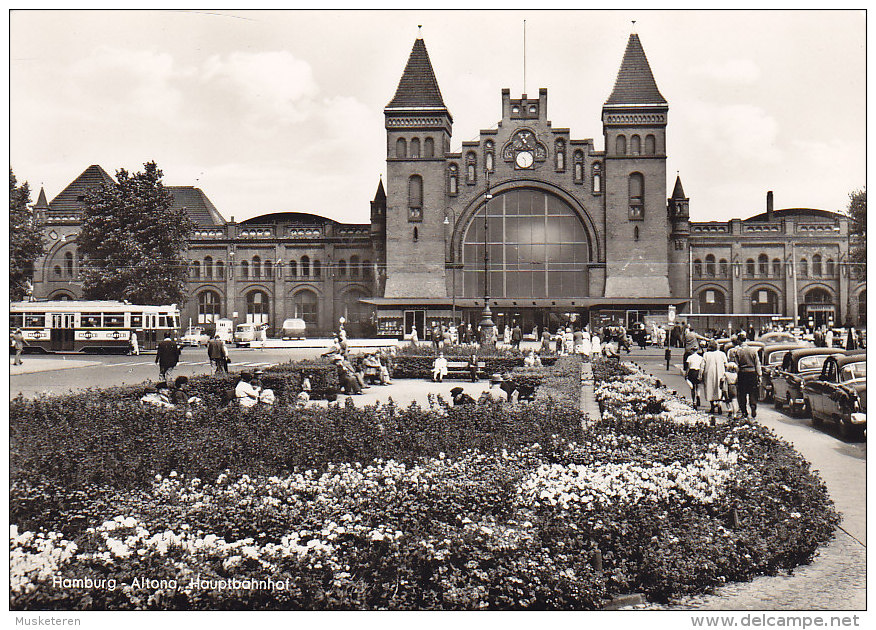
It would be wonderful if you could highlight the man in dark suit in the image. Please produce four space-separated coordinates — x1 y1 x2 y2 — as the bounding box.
156 333 181 384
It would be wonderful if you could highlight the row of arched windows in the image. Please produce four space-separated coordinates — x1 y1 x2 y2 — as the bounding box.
396 136 436 159
445 155 603 194
693 253 838 278
615 134 658 156
52 251 78 279
189 255 374 281
336 256 373 280
197 287 370 327
698 286 841 316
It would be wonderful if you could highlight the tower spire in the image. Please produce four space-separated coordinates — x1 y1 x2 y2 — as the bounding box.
386 37 449 112
605 33 666 105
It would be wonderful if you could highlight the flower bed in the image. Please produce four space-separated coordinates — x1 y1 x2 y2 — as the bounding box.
10 357 838 609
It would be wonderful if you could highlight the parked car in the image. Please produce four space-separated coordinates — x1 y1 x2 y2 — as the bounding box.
804 354 866 440
181 326 210 347
281 318 307 340
758 342 808 402
757 331 801 345
234 323 268 347
772 347 845 415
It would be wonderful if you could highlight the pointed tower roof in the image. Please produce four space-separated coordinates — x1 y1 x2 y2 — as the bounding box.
386 38 447 109
49 165 116 213
34 186 50 209
166 186 226 227
605 33 666 105
671 176 686 199
373 178 386 204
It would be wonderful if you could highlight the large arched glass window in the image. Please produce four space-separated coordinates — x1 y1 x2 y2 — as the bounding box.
424 137 435 158
628 173 644 220
293 289 318 325
246 290 269 325
699 288 726 314
198 290 221 324
812 254 822 276
751 288 779 314
705 254 716 277
350 255 360 279
615 135 627 155
462 188 591 298
396 137 407 158
645 134 656 155
410 137 420 159
758 254 769 276
408 175 423 221
300 255 310 277
203 256 213 279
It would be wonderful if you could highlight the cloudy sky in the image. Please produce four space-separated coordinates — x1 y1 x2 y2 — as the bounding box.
10 9 865 225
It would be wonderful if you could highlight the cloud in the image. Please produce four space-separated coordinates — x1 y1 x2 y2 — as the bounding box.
689 58 761 84
679 100 781 165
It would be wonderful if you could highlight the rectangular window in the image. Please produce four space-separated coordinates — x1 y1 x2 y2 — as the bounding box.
130 314 143 328
81 313 102 328
11 313 24 328
759 290 768 303
706 290 716 304
24 314 46 328
104 314 125 328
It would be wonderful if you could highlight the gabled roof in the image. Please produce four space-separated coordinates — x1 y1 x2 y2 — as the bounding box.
605 33 666 106
386 38 447 110
167 186 226 227
671 176 686 199
49 164 116 213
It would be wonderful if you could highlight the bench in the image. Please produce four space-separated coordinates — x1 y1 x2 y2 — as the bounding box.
443 361 487 380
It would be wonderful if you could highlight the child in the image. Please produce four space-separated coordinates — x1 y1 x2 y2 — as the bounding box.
723 362 739 419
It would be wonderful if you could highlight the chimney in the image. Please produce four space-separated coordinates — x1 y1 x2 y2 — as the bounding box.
766 191 774 220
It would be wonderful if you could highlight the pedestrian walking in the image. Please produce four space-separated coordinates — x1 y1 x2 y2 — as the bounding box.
511 323 523 350
11 328 27 365
685 347 705 408
540 328 552 354
130 331 140 356
734 331 762 418
664 346 672 371
702 340 728 415
207 334 229 374
156 333 181 384
409 325 419 347
590 333 601 357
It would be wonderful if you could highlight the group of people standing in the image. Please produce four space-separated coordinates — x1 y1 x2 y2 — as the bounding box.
683 330 762 419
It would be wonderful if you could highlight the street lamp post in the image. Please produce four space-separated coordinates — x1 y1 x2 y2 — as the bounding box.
479 171 496 347
443 209 458 331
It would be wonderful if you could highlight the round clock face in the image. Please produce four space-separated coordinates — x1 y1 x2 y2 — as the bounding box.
516 151 534 168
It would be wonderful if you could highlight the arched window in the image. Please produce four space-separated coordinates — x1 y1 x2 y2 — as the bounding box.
424 137 434 158
216 260 225 279
466 152 477 184
410 137 420 158
693 259 703 277
719 259 729 277
826 258 835 277
758 253 769 276
448 164 458 195
772 258 782 277
812 254 822 276
630 134 641 155
53 265 62 278
645 134 656 155
634 226 640 241
746 259 755 277
615 135 626 155
573 151 584 182
555 140 565 171
252 255 261 279
699 288 726 314
198 290 221 324
338 259 347 278
628 173 644 220
264 260 273 279
245 290 269 325
485 151 494 172
408 175 423 221
805 288 833 304
413 226 419 242
705 254 716 277
239 260 248 279
288 260 297 278
800 258 808 277
592 162 601 193
350 255 360 278
65 252 74 277
190 260 201 280
313 259 321 278
396 137 407 158
301 255 310 277
293 289 318 325
204 256 213 279
363 259 372 280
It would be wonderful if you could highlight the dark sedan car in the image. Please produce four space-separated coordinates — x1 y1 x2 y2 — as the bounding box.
758 342 808 402
772 347 845 415
804 354 866 440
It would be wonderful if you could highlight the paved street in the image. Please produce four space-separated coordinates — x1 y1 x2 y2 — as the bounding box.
628 347 866 610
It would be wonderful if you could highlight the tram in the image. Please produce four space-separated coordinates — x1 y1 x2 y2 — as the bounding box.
10 301 180 353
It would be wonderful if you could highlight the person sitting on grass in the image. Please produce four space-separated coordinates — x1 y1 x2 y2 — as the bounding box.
235 372 261 408
170 376 203 413
251 371 275 405
450 386 476 406
432 352 449 382
141 382 175 409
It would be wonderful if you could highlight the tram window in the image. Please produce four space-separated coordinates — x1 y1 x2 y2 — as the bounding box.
174 316 180 329
24 314 46 328
11 314 24 328
81 313 102 328
130 314 143 328
104 314 125 328
159 315 167 328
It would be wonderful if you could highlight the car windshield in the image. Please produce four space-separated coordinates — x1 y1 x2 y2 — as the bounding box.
797 355 828 372
840 362 866 382
767 351 787 365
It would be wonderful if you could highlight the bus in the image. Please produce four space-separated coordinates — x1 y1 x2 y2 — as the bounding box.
10 301 180 353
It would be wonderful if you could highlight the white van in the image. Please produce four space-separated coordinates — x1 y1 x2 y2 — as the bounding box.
214 319 234 343
234 323 268 347
281 318 307 339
